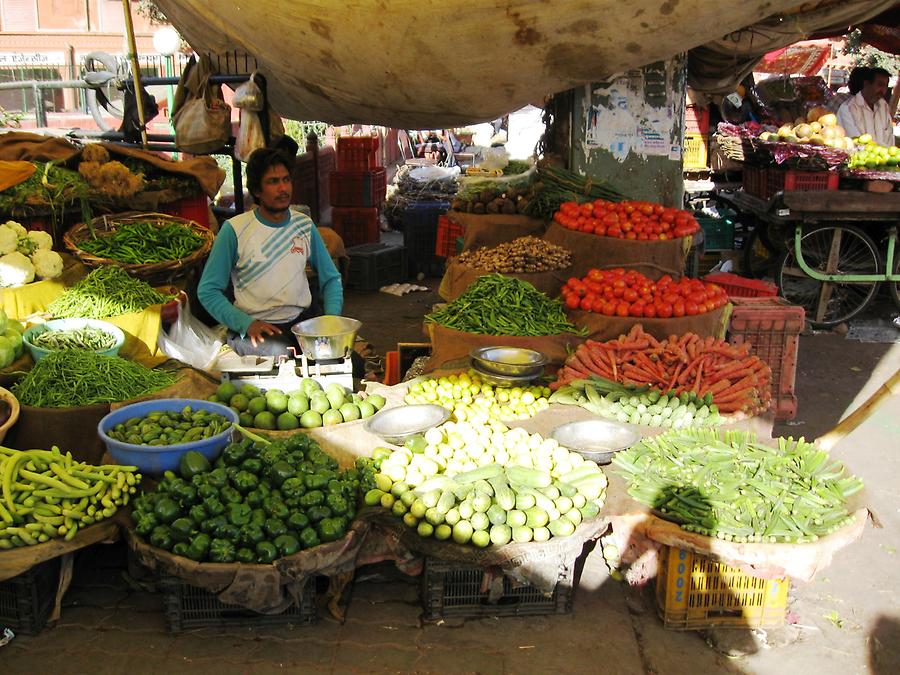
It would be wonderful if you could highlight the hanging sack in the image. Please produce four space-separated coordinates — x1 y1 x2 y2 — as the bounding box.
172 54 232 154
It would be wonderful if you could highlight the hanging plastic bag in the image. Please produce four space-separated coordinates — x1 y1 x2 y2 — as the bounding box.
233 72 264 111
157 297 225 372
235 109 266 162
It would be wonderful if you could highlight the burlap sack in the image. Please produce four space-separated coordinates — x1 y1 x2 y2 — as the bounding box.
543 221 691 280
567 305 729 344
5 402 111 464
424 323 584 373
438 260 568 302
448 212 548 252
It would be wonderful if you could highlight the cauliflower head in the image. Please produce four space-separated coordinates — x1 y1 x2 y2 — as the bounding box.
27 230 54 251
0 225 17 256
0 251 35 288
4 221 27 238
31 249 64 280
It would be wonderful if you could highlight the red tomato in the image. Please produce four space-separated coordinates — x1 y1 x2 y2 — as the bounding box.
573 284 587 297
643 303 657 318
685 301 700 316
565 295 580 310
616 302 631 317
657 302 673 318
673 300 686 318
602 301 617 316
623 288 639 303
629 302 644 317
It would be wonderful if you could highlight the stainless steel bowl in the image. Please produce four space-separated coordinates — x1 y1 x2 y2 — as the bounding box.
551 420 640 465
365 404 451 445
470 346 546 377
470 363 540 388
291 315 362 361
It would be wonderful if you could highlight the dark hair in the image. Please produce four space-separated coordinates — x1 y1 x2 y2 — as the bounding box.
864 67 890 84
245 148 295 197
848 67 870 95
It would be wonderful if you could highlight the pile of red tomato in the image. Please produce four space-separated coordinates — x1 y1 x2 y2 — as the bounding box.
552 199 700 241
561 269 729 318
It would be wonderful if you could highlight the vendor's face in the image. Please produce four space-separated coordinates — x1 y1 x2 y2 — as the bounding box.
255 163 293 214
862 74 889 106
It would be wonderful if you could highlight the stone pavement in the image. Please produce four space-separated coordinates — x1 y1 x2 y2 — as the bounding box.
2 329 899 674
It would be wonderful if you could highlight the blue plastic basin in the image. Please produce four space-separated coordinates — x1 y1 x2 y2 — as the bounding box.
23 318 125 361
97 398 238 476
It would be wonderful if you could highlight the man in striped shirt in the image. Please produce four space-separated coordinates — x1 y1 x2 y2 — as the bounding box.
198 148 344 357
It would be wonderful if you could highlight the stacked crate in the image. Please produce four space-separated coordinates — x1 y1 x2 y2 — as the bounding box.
329 136 386 248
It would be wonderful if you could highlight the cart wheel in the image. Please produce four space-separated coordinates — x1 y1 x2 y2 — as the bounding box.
776 224 882 328
889 252 900 312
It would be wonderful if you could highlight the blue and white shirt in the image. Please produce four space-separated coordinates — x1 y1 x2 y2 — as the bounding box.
198 208 343 336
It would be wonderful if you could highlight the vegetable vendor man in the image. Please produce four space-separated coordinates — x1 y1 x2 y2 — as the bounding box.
199 148 361 372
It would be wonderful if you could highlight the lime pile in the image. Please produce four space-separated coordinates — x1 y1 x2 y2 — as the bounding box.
848 135 900 170
403 370 551 424
211 380 386 430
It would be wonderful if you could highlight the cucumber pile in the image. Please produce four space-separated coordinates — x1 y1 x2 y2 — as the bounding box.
550 377 725 429
363 421 606 546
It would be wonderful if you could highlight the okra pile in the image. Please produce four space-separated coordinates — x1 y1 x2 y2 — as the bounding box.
363 420 606 546
612 429 863 543
0 446 140 548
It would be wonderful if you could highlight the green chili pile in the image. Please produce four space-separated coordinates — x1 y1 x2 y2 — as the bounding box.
12 349 177 408
612 428 863 544
31 326 117 352
425 273 581 336
48 266 171 319
80 220 205 264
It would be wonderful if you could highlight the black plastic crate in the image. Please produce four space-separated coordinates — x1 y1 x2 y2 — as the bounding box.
401 201 449 278
160 573 317 632
347 242 407 291
0 557 60 635
421 557 573 620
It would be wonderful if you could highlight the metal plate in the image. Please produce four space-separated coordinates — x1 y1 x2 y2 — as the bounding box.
550 420 641 465
469 346 546 377
469 364 539 388
365 404 451 444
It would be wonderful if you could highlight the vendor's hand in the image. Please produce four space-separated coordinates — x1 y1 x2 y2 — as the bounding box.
247 320 280 347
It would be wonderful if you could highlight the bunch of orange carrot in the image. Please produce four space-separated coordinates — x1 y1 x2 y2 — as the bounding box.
551 325 772 415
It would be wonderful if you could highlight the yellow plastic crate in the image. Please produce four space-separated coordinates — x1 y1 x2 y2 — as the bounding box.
683 133 709 170
656 546 788 630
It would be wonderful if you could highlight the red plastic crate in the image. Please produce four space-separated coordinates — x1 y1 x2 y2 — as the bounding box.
328 168 387 207
743 166 838 200
685 105 710 135
727 297 805 420
336 135 380 171
161 193 211 228
331 207 380 248
435 215 464 258
704 272 778 299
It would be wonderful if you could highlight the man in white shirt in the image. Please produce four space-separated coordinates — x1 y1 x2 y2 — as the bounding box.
837 67 895 146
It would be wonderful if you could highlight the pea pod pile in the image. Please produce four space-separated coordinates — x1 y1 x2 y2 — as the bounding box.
12 349 177 408
550 376 725 428
48 266 171 320
362 420 606 546
131 433 360 563
0 446 141 548
31 326 117 352
80 220 205 264
425 273 582 336
612 429 863 543
106 406 232 446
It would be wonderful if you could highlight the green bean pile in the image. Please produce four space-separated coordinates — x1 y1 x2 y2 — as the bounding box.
612 428 863 544
48 266 171 319
31 326 117 352
12 349 177 408
80 220 205 264
425 273 581 336
106 406 231 446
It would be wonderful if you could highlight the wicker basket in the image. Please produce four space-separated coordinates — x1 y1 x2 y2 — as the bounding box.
64 212 214 286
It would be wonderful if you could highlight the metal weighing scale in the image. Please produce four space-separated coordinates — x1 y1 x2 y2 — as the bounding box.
218 316 361 393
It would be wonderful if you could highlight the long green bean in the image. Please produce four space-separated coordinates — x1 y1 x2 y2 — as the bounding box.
425 273 581 337
48 266 171 319
31 326 117 352
80 220 204 264
12 349 177 408
612 428 863 544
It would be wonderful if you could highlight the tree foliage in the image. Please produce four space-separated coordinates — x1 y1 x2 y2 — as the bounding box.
842 29 900 72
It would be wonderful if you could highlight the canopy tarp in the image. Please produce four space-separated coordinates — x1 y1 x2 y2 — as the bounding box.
153 0 889 127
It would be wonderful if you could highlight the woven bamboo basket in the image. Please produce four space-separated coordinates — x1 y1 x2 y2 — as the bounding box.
64 212 214 286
